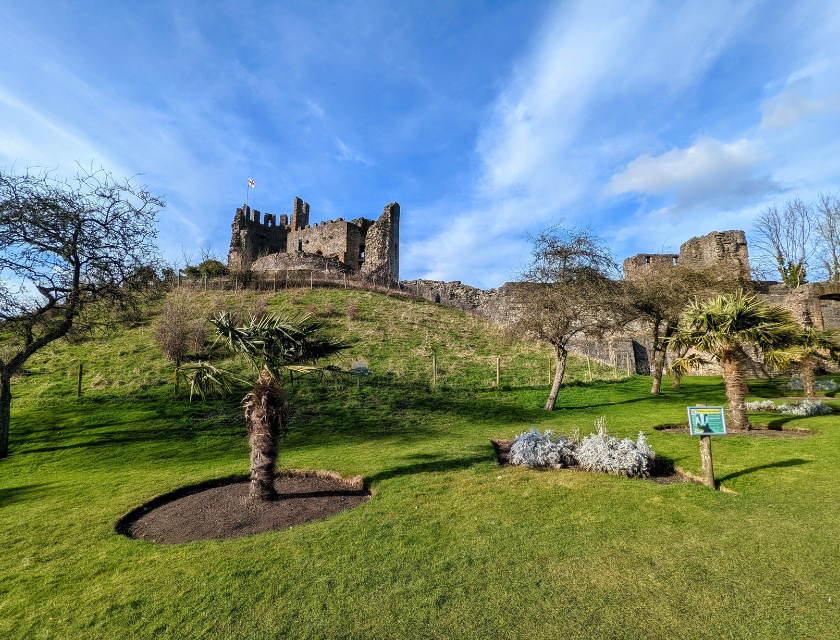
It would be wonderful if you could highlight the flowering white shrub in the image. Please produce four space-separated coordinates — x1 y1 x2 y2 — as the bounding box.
785 376 839 391
778 400 834 416
509 427 576 468
576 420 655 478
745 400 779 412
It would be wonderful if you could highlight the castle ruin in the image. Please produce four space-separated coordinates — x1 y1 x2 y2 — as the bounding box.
228 197 399 281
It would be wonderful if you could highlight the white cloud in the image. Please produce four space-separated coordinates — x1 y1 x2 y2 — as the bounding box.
760 87 840 129
606 137 765 197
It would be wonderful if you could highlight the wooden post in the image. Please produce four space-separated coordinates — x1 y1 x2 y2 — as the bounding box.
432 354 437 388
177 270 181 287
343 272 346 289
626 353 631 377
77 362 83 398
310 270 313 290
613 355 618 380
203 273 207 292
586 356 592 382
174 359 180 396
699 436 716 489
496 357 501 388
273 274 276 292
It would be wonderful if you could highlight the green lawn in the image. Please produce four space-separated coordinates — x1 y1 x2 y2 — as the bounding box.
1 289 839 639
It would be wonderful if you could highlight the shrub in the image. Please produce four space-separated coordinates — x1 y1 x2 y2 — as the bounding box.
778 400 834 416
745 400 779 412
509 427 575 468
785 376 838 391
576 418 655 478
346 301 358 321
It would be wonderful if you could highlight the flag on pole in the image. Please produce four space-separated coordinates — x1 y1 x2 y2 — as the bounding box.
248 177 255 188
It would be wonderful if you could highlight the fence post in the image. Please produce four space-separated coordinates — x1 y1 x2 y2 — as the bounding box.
432 354 437 389
310 270 313 290
548 357 551 385
496 356 501 388
586 356 592 382
203 274 207 293
613 354 618 380
626 353 631 377
344 272 346 289
77 362 83 398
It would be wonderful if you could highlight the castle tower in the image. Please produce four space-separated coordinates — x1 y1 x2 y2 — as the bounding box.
290 197 310 230
360 202 400 281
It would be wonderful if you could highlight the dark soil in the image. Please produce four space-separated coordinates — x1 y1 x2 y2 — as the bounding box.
653 424 814 438
490 439 691 485
117 471 370 544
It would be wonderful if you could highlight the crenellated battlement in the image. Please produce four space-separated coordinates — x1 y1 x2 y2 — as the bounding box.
228 196 399 280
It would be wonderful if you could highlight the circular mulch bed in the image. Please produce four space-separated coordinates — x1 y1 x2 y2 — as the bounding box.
117 470 370 544
653 424 814 438
489 439 696 486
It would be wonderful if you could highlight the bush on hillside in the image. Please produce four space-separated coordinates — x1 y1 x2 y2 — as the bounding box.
576 417 655 478
509 427 575 468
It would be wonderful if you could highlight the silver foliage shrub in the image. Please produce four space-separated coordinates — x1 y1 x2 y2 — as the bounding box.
509 427 576 468
785 376 838 391
778 400 834 416
745 400 780 412
576 418 655 478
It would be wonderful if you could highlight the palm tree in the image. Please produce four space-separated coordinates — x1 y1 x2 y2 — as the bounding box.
179 312 349 501
672 291 798 429
791 328 840 397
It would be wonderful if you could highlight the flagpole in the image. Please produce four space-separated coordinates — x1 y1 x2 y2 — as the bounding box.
246 178 250 209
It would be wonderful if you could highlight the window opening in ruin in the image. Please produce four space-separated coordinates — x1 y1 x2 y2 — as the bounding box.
672 257 677 265
315 250 323 256
360 244 366 260
297 240 303 252
644 256 650 264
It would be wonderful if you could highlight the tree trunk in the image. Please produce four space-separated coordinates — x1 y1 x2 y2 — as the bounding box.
0 372 11 459
650 348 667 394
721 351 749 430
544 345 568 411
671 371 682 389
243 370 289 501
801 355 817 398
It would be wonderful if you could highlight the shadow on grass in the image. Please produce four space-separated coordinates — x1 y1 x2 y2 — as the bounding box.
0 483 55 507
718 458 810 482
366 454 489 484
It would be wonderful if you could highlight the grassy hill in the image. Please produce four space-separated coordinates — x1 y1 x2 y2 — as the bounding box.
1 288 839 639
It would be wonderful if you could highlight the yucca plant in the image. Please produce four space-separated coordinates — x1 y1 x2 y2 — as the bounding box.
671 291 798 429
178 311 350 501
789 328 840 397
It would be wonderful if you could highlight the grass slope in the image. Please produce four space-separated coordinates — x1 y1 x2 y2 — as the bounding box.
1 288 839 639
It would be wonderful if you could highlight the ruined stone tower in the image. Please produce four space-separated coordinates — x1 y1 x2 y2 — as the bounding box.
623 230 750 281
227 197 400 281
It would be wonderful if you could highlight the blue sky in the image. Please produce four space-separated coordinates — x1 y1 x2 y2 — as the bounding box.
2 0 840 288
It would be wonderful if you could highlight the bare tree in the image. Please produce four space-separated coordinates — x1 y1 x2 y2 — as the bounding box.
0 167 163 458
816 192 840 283
510 223 620 411
752 197 815 287
624 264 735 394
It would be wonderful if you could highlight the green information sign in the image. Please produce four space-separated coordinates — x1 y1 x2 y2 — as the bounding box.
687 406 728 436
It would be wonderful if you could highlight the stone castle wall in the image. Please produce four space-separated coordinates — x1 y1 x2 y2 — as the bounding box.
409 230 840 378
228 197 399 280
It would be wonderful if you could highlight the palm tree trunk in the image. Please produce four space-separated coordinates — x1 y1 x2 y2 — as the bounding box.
722 351 749 430
243 370 289 501
671 370 682 389
544 345 568 411
801 355 817 398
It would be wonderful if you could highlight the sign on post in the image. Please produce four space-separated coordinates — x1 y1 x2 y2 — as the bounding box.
687 406 728 435
351 356 370 376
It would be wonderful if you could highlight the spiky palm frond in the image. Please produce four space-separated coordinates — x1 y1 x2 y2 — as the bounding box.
210 311 350 377
669 353 709 375
176 362 248 401
796 327 840 361
677 290 798 361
